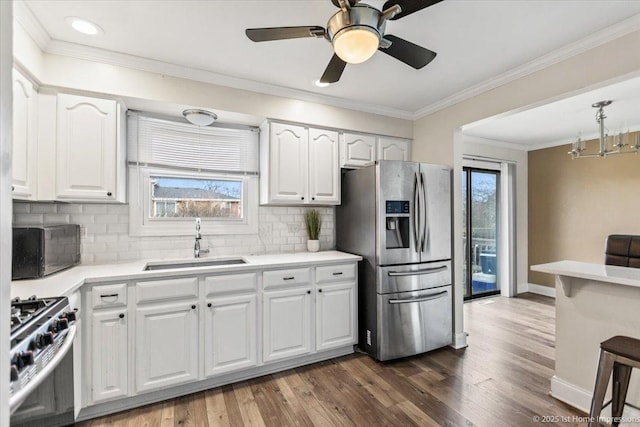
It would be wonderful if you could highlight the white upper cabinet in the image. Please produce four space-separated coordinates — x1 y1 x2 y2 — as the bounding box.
55 93 125 202
377 136 411 161
260 121 339 205
308 128 339 204
12 69 37 200
340 132 376 168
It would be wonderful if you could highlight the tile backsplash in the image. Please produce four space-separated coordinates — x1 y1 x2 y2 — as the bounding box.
13 202 335 264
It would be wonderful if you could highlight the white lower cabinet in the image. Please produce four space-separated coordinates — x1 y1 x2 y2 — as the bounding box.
263 286 313 363
316 282 357 351
135 302 199 393
90 309 128 403
204 294 257 376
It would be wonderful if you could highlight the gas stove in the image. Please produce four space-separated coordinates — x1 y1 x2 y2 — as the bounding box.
9 295 78 413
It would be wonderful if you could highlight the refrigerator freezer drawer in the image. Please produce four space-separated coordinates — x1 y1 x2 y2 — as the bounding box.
377 260 451 294
377 285 452 361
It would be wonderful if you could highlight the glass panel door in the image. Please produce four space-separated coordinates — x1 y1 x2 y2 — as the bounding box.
463 168 499 300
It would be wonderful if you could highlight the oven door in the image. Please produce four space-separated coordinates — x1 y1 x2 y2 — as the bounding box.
10 327 76 427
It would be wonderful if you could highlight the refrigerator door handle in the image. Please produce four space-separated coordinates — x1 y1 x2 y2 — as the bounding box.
388 290 448 304
413 172 420 251
420 171 429 253
388 265 447 277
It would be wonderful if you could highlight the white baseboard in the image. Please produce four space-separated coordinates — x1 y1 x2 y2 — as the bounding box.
525 282 556 298
551 375 640 425
450 332 468 349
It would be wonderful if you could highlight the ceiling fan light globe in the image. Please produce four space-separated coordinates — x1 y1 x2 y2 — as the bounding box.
333 26 379 64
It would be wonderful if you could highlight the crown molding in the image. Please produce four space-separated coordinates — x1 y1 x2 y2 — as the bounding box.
413 13 640 120
461 135 530 152
14 0 51 51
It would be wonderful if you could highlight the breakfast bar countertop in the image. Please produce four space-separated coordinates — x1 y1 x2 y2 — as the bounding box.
10 251 362 299
531 260 640 289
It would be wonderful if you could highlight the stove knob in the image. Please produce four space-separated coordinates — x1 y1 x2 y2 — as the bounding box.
58 318 69 331
20 351 35 367
62 311 77 322
28 339 37 352
49 320 59 333
35 333 46 349
42 331 54 346
11 354 24 370
10 364 19 382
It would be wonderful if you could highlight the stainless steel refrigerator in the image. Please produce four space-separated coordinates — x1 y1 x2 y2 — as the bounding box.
336 160 452 361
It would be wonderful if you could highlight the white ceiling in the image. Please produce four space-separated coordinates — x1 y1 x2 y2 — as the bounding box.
462 76 640 149
20 0 640 119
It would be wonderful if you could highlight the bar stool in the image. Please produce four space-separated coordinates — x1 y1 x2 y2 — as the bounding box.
589 336 640 427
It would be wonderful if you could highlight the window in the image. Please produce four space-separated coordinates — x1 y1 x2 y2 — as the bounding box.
127 113 259 236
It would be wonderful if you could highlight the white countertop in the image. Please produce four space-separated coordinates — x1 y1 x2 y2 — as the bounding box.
531 260 640 289
11 251 362 299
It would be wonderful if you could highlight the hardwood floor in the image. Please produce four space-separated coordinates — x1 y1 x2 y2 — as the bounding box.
78 293 586 427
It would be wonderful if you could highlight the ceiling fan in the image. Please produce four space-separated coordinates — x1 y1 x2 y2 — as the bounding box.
245 0 442 84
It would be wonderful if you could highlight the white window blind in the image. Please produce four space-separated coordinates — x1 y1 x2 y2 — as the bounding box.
128 112 259 173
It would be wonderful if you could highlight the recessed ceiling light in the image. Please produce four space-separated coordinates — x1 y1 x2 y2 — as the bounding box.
313 79 331 88
66 17 103 35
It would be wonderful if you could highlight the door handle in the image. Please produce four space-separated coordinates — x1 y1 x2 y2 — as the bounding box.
388 290 448 304
420 171 429 253
413 172 420 251
388 265 447 277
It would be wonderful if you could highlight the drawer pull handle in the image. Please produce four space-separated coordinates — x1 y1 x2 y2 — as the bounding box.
100 294 119 298
389 290 448 304
283 277 295 281
332 272 343 276
388 266 447 277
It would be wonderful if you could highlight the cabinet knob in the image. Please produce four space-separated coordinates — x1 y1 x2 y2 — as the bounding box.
119 313 125 319
107 191 113 197
301 196 305 200
312 197 315 201
191 304 197 310
307 290 311 294
207 303 212 308
318 289 322 293
11 186 14 191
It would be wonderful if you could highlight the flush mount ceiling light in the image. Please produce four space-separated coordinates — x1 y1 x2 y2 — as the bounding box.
568 100 639 159
182 109 218 127
246 0 440 84
65 17 103 35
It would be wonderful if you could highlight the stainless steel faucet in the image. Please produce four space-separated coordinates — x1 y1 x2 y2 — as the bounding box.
194 218 210 258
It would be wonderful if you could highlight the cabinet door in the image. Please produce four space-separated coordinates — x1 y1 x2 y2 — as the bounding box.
316 282 357 351
340 132 376 168
308 128 340 204
91 309 128 403
204 294 257 377
267 122 308 203
12 69 37 200
135 302 198 393
263 287 312 363
378 136 411 161
56 94 118 201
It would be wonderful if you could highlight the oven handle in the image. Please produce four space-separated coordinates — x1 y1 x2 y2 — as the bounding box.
387 265 447 277
9 325 77 414
388 290 448 304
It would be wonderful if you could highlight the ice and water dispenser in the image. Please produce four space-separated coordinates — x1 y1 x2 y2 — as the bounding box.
385 200 410 249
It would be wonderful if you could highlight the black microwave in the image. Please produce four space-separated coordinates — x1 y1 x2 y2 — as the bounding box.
12 224 81 280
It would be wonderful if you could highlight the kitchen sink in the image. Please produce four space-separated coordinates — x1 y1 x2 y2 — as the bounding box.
144 258 247 271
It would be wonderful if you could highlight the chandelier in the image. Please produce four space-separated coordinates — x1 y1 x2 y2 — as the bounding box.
568 100 639 159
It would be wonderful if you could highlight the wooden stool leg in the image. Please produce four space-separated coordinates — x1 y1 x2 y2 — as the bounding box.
589 350 616 427
611 363 632 427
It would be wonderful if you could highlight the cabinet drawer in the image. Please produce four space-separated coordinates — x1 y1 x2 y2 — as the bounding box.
263 268 311 290
136 277 198 304
92 283 127 309
204 273 257 297
316 263 356 284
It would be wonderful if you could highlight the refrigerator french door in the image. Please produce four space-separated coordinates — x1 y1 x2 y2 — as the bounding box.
337 160 453 361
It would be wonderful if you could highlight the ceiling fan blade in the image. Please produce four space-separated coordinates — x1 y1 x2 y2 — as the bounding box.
246 26 325 42
382 0 443 20
319 54 347 84
378 35 436 69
